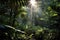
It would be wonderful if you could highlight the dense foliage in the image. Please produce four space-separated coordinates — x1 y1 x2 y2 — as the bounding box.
0 0 60 40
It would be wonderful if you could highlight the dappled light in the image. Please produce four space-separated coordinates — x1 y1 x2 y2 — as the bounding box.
0 0 60 40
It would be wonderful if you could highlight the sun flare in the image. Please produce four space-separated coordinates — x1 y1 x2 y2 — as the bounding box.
29 0 37 6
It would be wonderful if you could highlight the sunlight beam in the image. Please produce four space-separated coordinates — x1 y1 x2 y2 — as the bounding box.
29 0 37 7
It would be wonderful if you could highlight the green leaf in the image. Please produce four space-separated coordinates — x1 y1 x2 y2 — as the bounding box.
47 6 52 10
53 14 58 16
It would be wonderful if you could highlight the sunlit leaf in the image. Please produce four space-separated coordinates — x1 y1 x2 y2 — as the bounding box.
47 6 52 10
57 4 60 6
39 18 45 20
29 34 34 38
53 14 58 16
